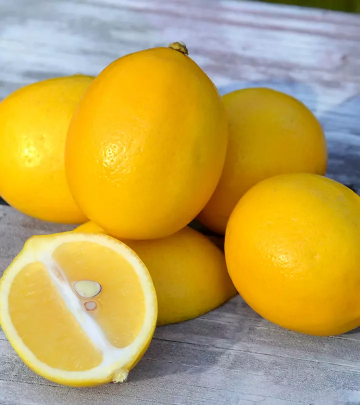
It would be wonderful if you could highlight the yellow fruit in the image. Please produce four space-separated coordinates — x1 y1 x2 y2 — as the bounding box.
76 221 104 234
66 43 228 239
199 88 327 234
0 75 93 223
0 232 157 386
75 222 237 325
225 173 360 336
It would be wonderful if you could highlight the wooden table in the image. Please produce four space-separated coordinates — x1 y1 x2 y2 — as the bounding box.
1 1 360 404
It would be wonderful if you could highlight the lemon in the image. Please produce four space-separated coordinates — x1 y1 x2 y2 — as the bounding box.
75 222 237 325
199 88 327 234
0 75 93 223
0 232 157 386
65 42 228 240
225 173 360 336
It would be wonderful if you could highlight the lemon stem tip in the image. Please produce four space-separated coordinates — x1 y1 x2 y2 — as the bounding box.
113 369 129 383
168 42 188 55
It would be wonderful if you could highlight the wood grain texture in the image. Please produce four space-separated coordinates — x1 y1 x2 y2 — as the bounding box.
1 0 360 403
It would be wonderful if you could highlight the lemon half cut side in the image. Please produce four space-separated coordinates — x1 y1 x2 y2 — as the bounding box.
0 232 157 387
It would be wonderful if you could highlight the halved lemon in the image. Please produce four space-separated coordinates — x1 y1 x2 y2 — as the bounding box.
0 232 157 387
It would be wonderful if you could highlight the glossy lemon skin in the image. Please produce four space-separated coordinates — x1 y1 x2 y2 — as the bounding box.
225 174 360 336
66 47 228 239
0 75 93 223
199 88 327 234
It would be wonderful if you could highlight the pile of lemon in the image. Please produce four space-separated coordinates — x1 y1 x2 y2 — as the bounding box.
0 42 359 387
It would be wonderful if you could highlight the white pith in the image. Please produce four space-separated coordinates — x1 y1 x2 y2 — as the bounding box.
0 232 157 384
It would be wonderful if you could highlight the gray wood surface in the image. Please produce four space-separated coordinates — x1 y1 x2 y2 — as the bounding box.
1 0 360 404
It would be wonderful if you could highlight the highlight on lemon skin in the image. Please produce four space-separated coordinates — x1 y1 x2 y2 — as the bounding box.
0 75 93 224
75 222 237 325
0 232 157 387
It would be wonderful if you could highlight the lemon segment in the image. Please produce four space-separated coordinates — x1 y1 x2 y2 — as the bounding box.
9 261 103 371
53 241 146 348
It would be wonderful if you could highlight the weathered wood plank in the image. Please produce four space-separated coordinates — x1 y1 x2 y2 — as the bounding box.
2 0 360 91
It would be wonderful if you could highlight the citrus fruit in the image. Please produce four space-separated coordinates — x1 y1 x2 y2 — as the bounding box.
75 222 237 325
225 173 360 336
0 232 157 386
199 88 327 234
65 42 228 240
0 75 93 223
